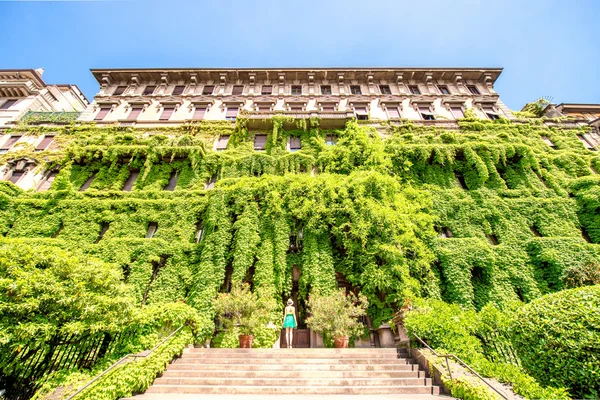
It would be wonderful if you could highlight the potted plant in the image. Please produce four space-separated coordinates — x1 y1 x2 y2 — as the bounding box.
306 288 368 348
213 282 271 348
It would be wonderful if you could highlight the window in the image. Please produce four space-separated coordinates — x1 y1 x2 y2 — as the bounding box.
0 99 18 110
350 85 362 95
195 221 205 243
455 172 467 189
172 85 186 96
354 106 368 120
541 136 556 149
386 106 400 119
438 85 450 95
289 104 303 111
408 85 421 95
483 107 500 120
291 85 302 95
578 135 596 150
113 86 127 96
193 106 206 120
123 170 139 191
379 85 392 95
0 136 20 151
321 85 332 95
232 85 244 95
35 135 54 151
97 223 110 243
486 234 499 245
216 135 230 151
225 107 239 120
289 137 301 152
451 107 464 119
142 86 156 95
257 103 271 111
146 222 158 239
159 107 175 121
261 85 273 95
439 227 454 238
254 135 267 150
164 171 178 190
202 85 215 95
8 171 23 184
80 173 96 191
127 107 142 121
37 171 57 192
325 135 336 146
467 85 481 95
94 107 111 121
321 103 336 112
205 174 217 190
419 106 435 120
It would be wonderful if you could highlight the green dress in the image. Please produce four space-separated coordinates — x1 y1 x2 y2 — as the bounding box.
283 310 297 328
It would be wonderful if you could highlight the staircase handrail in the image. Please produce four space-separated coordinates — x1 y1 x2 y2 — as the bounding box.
65 325 184 400
411 333 509 400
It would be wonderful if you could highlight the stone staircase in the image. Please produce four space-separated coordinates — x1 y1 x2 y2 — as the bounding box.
125 347 441 398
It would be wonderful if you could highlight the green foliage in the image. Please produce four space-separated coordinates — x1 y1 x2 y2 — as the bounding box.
72 326 193 400
511 285 600 398
404 298 569 400
306 288 368 339
0 243 134 358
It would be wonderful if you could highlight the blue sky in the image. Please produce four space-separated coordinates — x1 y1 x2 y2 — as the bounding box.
1 0 598 110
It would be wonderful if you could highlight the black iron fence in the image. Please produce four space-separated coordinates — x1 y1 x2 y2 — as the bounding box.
476 330 521 367
0 330 137 400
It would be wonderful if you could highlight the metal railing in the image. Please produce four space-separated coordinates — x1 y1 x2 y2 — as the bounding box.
65 325 184 400
411 333 509 400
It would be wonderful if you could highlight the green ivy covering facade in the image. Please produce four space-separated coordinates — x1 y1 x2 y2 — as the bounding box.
1 116 599 330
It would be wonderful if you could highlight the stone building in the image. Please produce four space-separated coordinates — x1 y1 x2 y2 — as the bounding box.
79 67 514 128
542 103 600 149
0 68 88 190
0 68 88 129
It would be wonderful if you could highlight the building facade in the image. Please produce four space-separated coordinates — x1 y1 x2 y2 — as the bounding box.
79 68 514 128
0 68 88 129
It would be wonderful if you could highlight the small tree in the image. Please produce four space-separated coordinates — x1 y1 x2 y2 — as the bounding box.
213 282 272 336
306 288 368 340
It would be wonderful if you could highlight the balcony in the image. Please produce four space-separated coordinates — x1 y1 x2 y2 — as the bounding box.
19 111 82 125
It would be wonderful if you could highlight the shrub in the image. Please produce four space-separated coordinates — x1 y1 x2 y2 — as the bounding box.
511 285 600 398
564 260 600 288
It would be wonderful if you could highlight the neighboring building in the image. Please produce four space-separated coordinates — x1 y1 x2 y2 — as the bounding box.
542 103 600 149
79 67 514 128
0 68 89 129
0 68 88 190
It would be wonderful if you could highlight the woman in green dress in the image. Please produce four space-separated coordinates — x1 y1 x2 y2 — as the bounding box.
282 299 297 348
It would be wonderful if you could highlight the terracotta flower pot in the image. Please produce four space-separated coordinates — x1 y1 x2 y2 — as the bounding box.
334 336 349 348
239 334 254 348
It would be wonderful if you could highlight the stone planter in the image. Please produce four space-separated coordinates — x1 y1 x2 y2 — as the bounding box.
239 334 254 348
376 324 396 348
334 336 349 348
392 310 411 348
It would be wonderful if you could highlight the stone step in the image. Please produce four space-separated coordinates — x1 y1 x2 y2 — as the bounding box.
145 385 440 395
124 396 443 400
154 377 432 387
162 370 423 379
172 357 417 365
185 352 402 359
188 348 403 353
168 363 419 372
